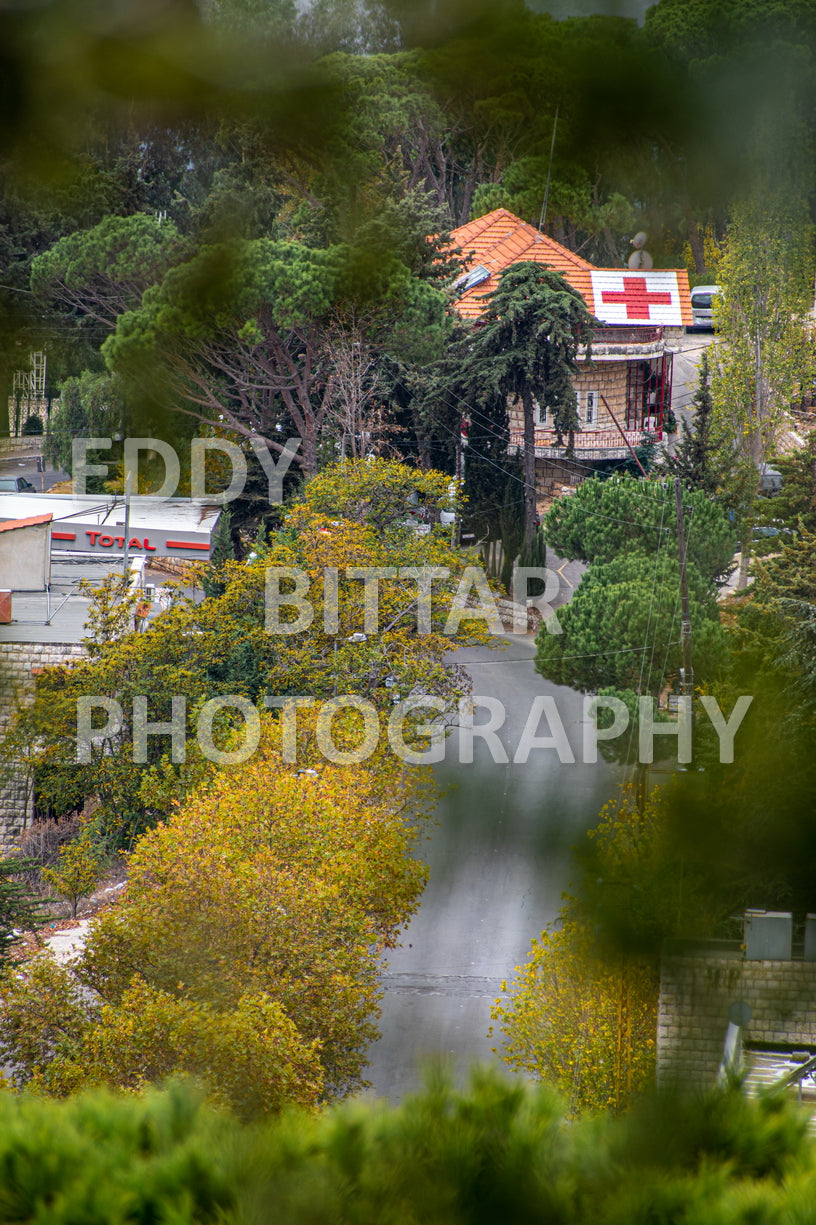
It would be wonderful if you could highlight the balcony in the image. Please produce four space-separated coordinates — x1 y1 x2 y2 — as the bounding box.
509 427 661 460
578 326 668 361
593 326 663 344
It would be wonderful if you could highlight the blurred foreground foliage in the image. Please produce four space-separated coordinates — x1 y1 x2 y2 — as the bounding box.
0 1071 814 1223
0 708 437 1115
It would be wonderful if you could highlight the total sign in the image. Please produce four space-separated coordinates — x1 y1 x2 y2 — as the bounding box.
590 270 689 327
51 523 214 559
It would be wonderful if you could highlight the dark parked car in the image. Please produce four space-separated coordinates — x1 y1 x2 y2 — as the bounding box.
0 476 36 492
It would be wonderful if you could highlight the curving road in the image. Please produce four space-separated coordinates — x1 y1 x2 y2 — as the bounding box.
364 628 620 1100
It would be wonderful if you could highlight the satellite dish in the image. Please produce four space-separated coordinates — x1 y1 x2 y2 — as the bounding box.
628 231 653 270
628 248 653 270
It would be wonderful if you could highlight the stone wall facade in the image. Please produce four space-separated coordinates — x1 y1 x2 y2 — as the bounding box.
535 458 585 500
573 362 629 427
0 437 42 456
0 641 86 851
658 953 816 1087
507 359 629 433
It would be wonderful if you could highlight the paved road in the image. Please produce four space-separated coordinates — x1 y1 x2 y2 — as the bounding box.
363 630 620 1101
671 330 715 433
0 445 68 493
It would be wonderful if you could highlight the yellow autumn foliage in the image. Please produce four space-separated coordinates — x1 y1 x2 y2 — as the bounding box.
0 715 434 1116
491 917 657 1116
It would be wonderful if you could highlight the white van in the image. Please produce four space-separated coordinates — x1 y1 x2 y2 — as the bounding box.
689 284 720 330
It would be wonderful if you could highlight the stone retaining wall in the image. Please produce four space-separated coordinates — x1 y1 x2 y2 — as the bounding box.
0 641 86 851
0 437 42 456
658 954 816 1086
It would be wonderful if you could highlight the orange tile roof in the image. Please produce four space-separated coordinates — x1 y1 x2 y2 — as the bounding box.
449 208 692 327
0 513 53 533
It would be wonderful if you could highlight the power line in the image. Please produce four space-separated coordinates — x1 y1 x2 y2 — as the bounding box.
463 642 682 664
438 389 675 530
443 377 691 501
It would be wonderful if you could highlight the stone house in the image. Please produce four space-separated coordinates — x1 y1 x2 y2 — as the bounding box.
449 208 693 493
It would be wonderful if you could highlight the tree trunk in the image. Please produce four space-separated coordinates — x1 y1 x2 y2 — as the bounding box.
521 387 537 543
737 530 752 589
682 202 707 276
300 424 318 478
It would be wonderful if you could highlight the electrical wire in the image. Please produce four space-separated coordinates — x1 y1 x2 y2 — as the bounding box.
435 406 673 532
441 377 702 505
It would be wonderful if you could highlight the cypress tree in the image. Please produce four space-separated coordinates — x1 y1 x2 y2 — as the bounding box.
499 479 525 594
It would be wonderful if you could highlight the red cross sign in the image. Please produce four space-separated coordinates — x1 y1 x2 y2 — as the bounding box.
590 270 683 325
600 276 673 320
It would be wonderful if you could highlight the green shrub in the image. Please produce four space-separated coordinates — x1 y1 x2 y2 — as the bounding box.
0 859 44 960
0 1072 813 1223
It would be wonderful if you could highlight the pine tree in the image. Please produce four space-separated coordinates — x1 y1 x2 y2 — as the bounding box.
462 263 598 542
659 350 718 494
0 859 44 959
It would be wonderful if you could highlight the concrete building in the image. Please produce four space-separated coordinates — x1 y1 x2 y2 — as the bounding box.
658 913 816 1110
0 514 52 592
0 494 221 850
0 492 221 563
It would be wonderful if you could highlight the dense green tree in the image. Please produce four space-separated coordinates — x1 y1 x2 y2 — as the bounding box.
472 160 637 267
498 477 524 594
757 433 816 538
460 397 515 543
749 525 816 710
105 234 449 474
0 859 42 960
43 371 126 474
418 0 557 225
644 0 816 272
544 473 734 580
535 550 727 697
461 262 597 542
710 191 816 583
517 525 547 596
538 475 732 777
31 214 185 332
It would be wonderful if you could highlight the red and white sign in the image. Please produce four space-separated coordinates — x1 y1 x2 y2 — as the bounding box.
50 525 211 557
590 270 684 326
0 493 219 561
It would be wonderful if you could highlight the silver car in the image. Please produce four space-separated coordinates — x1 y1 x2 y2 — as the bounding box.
689 284 720 330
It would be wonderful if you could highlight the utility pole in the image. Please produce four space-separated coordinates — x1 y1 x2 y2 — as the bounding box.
122 468 132 584
674 477 693 697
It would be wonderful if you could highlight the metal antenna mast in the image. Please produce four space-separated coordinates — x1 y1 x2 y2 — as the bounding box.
537 106 560 235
